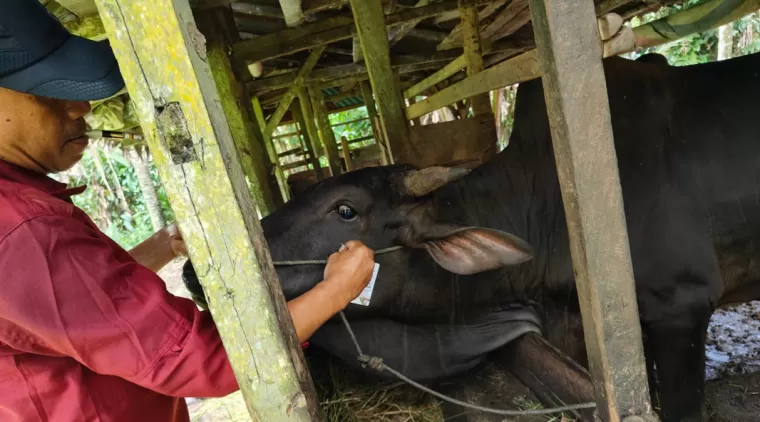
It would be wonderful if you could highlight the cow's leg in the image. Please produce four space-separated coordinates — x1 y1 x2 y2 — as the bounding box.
642 302 711 422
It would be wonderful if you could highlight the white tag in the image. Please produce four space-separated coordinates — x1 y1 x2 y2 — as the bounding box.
350 263 380 306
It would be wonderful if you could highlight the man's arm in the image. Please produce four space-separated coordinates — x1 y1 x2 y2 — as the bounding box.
129 222 186 272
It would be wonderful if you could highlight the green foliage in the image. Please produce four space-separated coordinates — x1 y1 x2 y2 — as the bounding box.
68 147 174 250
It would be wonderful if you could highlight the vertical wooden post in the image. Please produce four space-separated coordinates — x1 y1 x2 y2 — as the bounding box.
349 0 411 163
458 0 492 117
292 101 322 178
252 96 292 203
359 81 392 164
95 2 317 419
297 88 324 158
340 136 353 171
195 7 282 214
527 0 655 421
308 85 342 176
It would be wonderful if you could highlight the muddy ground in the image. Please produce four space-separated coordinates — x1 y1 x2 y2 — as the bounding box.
158 259 760 421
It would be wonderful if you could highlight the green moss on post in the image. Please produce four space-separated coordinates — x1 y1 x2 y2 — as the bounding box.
459 0 492 117
308 85 342 176
196 7 281 215
94 1 317 419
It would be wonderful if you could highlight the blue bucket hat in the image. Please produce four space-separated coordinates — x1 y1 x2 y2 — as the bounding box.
0 0 125 101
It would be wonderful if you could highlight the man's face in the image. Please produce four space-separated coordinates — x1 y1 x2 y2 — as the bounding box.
0 87 92 173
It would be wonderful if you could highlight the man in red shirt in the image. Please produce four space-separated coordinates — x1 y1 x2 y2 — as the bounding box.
0 1 375 421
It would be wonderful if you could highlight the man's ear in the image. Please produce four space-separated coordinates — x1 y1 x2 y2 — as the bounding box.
417 225 534 275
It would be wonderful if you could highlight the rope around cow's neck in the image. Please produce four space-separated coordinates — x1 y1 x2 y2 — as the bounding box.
273 246 597 417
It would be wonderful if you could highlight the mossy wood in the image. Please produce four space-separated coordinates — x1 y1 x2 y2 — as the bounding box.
308 85 343 176
94 1 319 420
252 96 293 203
527 0 653 419
196 7 282 215
350 0 410 164
459 0 492 116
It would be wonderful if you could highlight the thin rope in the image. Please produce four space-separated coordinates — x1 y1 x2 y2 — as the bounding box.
338 312 596 417
272 245 405 266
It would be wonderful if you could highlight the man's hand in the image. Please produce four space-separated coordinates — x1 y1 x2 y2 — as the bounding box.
166 222 188 258
322 240 376 309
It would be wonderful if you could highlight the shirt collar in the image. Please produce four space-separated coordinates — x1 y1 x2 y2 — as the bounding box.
0 158 87 200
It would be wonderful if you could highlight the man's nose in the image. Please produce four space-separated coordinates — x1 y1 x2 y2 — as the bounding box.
65 100 92 120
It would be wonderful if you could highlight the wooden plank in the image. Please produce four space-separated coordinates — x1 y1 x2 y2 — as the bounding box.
406 113 495 167
278 0 305 26
253 96 293 203
265 46 325 137
340 136 353 171
297 87 325 161
459 0 492 117
527 0 653 420
233 0 489 63
406 49 539 120
403 55 466 98
350 0 410 163
291 100 322 177
308 86 342 176
480 0 531 42
94 0 317 420
196 7 282 214
500 333 596 422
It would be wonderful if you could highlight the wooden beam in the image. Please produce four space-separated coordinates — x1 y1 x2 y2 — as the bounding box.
437 0 507 50
501 333 596 422
406 49 539 120
94 0 316 419
231 3 284 19
253 96 293 203
196 7 282 215
527 0 653 419
403 55 466 98
278 0 305 26
291 101 322 175
480 0 531 42
340 136 353 171
459 0 492 117
265 46 325 136
233 0 491 63
350 0 410 163
633 0 760 49
57 0 99 16
308 85 342 176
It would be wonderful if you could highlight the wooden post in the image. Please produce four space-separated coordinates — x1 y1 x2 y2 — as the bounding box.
527 0 655 420
340 136 353 171
458 0 492 116
349 0 410 163
359 81 391 164
297 88 326 178
308 86 342 176
252 96 292 203
195 7 282 215
94 2 316 420
292 101 322 178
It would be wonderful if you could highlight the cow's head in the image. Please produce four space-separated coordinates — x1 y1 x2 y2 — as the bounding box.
182 164 533 306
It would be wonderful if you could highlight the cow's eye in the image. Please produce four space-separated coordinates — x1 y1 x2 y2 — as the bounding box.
337 204 357 221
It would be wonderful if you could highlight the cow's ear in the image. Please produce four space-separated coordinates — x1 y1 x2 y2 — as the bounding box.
421 227 533 275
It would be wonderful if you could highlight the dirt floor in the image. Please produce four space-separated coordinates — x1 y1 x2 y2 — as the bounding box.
158 259 760 421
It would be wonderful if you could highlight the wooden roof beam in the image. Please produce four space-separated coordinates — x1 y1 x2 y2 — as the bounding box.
231 3 284 19
233 0 494 63
278 0 305 26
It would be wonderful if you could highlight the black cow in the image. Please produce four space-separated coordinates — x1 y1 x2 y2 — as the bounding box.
183 52 760 422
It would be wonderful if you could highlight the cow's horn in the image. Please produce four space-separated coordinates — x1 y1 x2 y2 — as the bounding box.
403 166 471 196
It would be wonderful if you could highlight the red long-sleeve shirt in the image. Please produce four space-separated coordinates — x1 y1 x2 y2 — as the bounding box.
0 159 239 421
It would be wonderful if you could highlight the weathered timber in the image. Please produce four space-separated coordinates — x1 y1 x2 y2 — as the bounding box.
265 46 325 137
436 0 506 51
340 136 353 171
528 0 653 419
480 0 531 42
634 0 760 49
350 0 410 163
597 13 624 40
296 88 325 161
57 0 99 16
291 102 322 175
406 49 539 120
359 81 386 160
233 0 491 63
406 113 495 168
459 0 492 117
403 55 466 98
308 85 342 175
279 0 305 26
94 0 316 420
231 3 284 19
196 8 282 214
253 96 292 203
500 333 596 422
387 0 432 45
